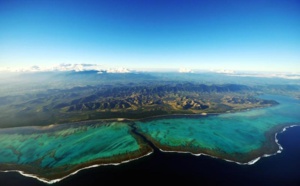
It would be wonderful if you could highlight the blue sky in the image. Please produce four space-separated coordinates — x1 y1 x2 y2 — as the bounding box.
0 0 299 72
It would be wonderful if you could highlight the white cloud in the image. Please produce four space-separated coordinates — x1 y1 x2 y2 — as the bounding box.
210 69 235 74
208 69 300 80
0 67 13 72
178 67 193 73
2 64 132 74
106 67 131 73
51 63 104 72
228 73 300 80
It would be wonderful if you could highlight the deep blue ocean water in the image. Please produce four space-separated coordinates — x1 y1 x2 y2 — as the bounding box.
1 126 299 186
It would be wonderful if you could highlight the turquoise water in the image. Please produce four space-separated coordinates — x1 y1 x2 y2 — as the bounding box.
0 94 299 181
136 95 300 158
0 122 143 169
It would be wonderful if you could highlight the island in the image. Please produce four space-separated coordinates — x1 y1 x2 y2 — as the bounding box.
0 81 279 128
0 72 299 184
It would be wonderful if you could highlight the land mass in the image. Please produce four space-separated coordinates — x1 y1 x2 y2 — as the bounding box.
0 82 278 128
0 72 300 183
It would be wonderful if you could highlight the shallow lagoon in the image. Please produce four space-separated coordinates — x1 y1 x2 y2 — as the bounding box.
0 121 152 182
0 94 299 183
136 95 300 162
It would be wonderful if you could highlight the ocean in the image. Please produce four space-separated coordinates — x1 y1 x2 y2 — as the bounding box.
0 126 299 186
0 94 299 186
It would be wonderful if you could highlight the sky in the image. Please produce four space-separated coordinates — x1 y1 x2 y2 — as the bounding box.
0 0 299 72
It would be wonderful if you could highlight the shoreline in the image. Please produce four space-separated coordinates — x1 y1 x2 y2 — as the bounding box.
156 124 300 166
0 94 280 130
1 124 299 184
0 98 294 184
0 151 153 184
0 113 219 132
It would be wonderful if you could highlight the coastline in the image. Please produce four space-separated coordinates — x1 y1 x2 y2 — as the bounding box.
0 151 154 184
0 98 296 184
140 123 300 165
0 122 154 183
0 97 279 130
1 124 299 184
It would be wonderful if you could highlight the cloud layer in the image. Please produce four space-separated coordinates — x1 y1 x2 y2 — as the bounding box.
178 67 193 73
1 64 132 74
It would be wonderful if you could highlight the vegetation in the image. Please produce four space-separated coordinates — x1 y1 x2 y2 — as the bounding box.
0 80 281 128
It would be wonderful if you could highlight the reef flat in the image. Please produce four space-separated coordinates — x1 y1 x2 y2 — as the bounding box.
0 94 299 183
136 95 300 163
0 121 152 182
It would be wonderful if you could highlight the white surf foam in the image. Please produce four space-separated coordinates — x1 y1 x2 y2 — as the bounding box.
157 124 300 166
0 151 153 184
1 124 299 184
